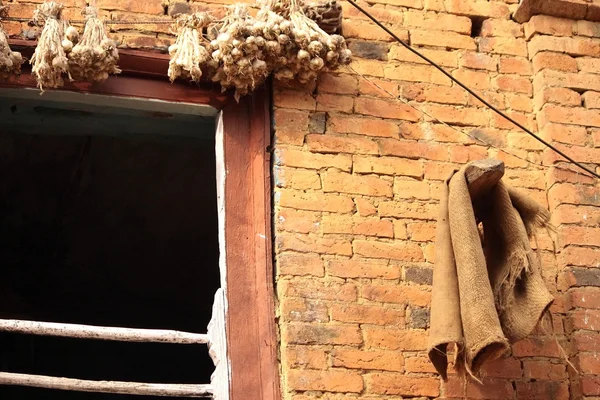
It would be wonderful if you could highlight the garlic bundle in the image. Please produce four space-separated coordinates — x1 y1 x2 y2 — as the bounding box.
0 6 24 80
168 12 212 83
30 1 69 91
68 6 120 83
209 4 270 102
255 3 294 71
275 0 351 83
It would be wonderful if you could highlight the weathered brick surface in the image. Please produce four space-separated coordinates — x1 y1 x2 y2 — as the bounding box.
6 0 598 398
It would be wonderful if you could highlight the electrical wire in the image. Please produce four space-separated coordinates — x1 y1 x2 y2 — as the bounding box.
346 0 600 180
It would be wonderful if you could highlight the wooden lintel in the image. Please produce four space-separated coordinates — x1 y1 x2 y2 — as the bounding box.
464 159 505 200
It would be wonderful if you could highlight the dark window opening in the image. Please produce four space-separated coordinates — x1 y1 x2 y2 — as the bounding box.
0 94 220 400
470 16 486 38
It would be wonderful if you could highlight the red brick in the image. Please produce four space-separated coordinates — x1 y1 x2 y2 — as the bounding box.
322 215 394 238
355 97 421 121
570 309 600 331
378 139 448 161
423 84 469 105
582 376 600 396
317 94 354 113
359 78 400 97
109 12 171 34
361 284 431 307
306 134 379 155
424 161 459 180
367 0 422 8
333 349 404 372
384 63 452 86
406 221 436 242
274 109 309 131
512 337 562 358
284 346 327 369
410 29 477 50
279 279 357 301
379 201 438 220
328 259 400 279
422 104 489 126
532 51 578 73
505 93 532 112
287 368 363 393
353 240 424 262
558 226 600 248
573 331 600 352
516 381 569 400
499 56 532 75
275 166 320 190
277 209 320 234
493 75 532 95
352 59 386 77
355 198 377 217
444 0 510 18
275 89 317 111
364 327 427 350
540 123 588 146
280 297 328 322
523 360 567 380
393 178 431 199
534 87 581 111
449 145 488 163
276 233 352 256
331 304 404 325
578 56 600 73
404 354 437 373
322 171 393 197
507 131 545 150
481 357 522 379
583 91 600 109
504 170 545 190
341 2 404 24
524 15 574 40
328 115 400 138
539 105 600 128
481 19 523 37
343 19 406 42
529 35 600 58
548 183 600 209
553 204 600 227
459 52 498 71
576 20 600 38
366 373 439 397
479 37 528 56
467 90 506 109
277 252 323 277
275 148 352 172
277 189 354 213
579 352 600 374
319 74 359 95
97 0 164 14
403 10 471 34
452 69 490 91
534 69 600 92
389 46 458 68
445 376 514 399
353 155 423 177
284 323 362 345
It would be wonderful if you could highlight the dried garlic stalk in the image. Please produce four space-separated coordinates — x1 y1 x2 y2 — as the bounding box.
30 1 68 91
68 6 120 83
0 5 24 80
168 12 212 83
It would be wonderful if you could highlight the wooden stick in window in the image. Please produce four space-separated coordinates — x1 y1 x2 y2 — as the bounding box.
0 372 213 398
0 319 209 344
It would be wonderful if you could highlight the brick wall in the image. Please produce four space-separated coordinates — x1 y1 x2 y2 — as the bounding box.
4 0 600 398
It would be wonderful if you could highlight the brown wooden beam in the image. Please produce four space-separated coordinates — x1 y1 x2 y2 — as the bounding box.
465 159 505 201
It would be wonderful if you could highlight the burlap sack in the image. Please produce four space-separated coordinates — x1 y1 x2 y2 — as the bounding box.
428 164 554 379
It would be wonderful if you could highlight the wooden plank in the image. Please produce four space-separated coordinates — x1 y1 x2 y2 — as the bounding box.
222 85 280 400
0 319 209 344
465 159 505 201
207 289 230 400
0 372 213 398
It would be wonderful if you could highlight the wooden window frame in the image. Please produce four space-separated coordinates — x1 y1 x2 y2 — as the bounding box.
0 42 280 400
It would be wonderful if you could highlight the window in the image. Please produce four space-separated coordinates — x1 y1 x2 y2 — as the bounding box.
0 44 279 400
